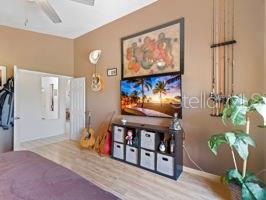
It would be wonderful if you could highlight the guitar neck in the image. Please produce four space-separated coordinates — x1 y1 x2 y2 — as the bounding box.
87 112 92 128
107 111 115 131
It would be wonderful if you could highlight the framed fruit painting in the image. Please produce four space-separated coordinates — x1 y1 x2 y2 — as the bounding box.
121 18 184 79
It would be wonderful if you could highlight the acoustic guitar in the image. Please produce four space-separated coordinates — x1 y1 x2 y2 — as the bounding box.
80 112 95 149
101 111 115 155
91 73 103 92
94 111 115 155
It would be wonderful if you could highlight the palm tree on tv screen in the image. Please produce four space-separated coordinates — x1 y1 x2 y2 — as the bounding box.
153 81 167 107
130 90 140 104
127 78 152 108
121 91 128 97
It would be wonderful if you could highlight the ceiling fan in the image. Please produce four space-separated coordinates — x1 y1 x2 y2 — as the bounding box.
29 0 95 24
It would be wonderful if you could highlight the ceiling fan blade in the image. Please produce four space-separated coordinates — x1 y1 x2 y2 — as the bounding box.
35 0 62 23
69 0 95 6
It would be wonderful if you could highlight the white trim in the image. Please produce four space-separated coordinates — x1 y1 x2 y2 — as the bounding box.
13 66 73 150
70 77 86 140
0 66 7 89
13 65 20 151
16 68 73 79
183 166 220 182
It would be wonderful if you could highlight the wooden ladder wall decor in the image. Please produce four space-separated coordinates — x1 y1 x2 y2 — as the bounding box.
210 0 237 117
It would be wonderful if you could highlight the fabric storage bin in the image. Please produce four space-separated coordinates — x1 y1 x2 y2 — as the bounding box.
125 146 138 164
157 153 174 176
140 130 155 150
113 142 124 160
113 126 125 143
140 149 155 170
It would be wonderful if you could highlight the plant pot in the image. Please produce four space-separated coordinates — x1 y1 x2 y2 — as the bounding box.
228 183 241 200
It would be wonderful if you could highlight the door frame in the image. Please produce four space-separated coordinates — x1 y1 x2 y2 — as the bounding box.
13 66 74 150
13 66 19 150
69 77 86 141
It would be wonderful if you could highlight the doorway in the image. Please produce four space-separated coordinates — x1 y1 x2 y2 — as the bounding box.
13 67 85 150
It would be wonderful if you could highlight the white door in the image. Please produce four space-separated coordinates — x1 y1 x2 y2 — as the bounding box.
13 66 20 150
70 78 86 140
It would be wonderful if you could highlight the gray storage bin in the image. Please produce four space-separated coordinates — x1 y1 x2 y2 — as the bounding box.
157 153 174 176
140 149 155 170
140 130 155 150
113 126 125 143
113 142 124 160
126 146 138 164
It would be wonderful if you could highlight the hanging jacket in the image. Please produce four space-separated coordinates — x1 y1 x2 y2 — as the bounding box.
1 92 14 129
0 78 14 130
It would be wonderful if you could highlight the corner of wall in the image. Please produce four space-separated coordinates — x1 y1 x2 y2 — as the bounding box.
263 1 266 181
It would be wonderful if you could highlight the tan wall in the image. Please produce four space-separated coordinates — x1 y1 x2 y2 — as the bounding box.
263 1 266 180
0 25 74 77
74 0 265 177
264 0 266 93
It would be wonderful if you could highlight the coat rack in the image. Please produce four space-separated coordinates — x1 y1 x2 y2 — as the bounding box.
210 0 237 117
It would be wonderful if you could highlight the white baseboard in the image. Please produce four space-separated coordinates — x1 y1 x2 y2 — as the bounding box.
183 166 220 182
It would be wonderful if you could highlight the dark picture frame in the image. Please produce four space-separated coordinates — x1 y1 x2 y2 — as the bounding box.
121 18 184 79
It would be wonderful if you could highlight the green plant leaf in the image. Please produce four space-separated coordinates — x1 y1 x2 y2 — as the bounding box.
248 95 264 107
233 139 249 160
224 169 243 185
244 172 257 182
222 104 232 123
252 103 266 127
242 184 256 200
232 132 256 160
237 133 256 147
210 95 266 199
230 105 248 126
224 170 266 200
262 96 266 104
222 96 249 126
208 132 255 160
245 182 266 200
224 132 236 146
243 173 266 200
208 134 227 155
231 95 248 107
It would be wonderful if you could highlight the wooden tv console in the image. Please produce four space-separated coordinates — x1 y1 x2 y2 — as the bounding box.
111 121 183 180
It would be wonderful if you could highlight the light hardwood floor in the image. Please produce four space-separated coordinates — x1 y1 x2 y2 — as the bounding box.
20 134 67 150
27 140 231 200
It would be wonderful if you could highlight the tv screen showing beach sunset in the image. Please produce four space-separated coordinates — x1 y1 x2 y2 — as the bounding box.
121 74 182 118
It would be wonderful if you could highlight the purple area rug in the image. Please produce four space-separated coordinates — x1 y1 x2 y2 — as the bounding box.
0 151 119 200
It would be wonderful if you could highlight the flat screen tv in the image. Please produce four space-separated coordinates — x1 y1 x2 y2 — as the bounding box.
121 74 182 118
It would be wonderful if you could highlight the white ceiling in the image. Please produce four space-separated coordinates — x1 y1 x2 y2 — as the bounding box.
0 0 157 39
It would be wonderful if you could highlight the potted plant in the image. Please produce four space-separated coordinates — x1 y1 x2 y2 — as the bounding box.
208 95 266 200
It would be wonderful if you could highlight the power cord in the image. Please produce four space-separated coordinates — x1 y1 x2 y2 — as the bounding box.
182 132 266 177
183 142 205 172
182 131 205 172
